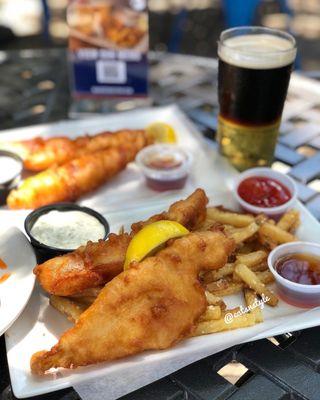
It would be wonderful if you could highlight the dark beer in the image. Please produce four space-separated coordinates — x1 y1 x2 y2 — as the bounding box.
217 27 296 170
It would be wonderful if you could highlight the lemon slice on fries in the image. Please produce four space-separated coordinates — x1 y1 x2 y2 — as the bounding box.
124 220 189 269
146 122 177 144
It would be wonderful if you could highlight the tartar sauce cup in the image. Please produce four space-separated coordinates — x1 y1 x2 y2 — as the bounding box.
233 167 297 218
136 144 193 191
0 150 23 205
25 203 110 263
268 241 320 308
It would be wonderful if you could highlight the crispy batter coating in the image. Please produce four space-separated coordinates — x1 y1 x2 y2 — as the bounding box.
0 130 147 171
131 188 208 232
7 132 147 209
34 234 131 297
30 230 235 374
34 189 209 296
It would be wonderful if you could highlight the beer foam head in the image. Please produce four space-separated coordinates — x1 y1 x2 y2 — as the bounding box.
219 33 296 69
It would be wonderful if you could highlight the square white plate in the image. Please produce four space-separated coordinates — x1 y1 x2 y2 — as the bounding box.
3 106 320 399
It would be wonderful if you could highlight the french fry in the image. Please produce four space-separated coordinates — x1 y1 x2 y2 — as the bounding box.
199 305 222 322
258 234 277 249
277 209 300 232
223 225 239 235
69 287 103 299
69 287 102 305
255 214 269 225
207 207 254 227
199 217 217 231
202 263 234 283
237 242 256 254
232 264 268 282
194 309 256 335
206 280 244 296
230 222 259 244
236 250 268 268
259 223 297 246
50 295 88 323
232 271 242 283
256 269 275 284
251 262 268 273
71 296 96 306
244 289 263 323
205 291 226 310
206 269 275 297
206 278 230 292
234 264 278 306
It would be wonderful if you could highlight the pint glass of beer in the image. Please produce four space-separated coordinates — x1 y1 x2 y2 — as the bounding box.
217 27 296 171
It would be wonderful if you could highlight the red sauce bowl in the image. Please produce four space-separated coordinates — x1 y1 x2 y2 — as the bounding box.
234 167 297 218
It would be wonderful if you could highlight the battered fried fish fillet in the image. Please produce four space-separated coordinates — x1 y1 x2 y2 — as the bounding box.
131 188 208 233
7 132 147 209
34 189 208 296
35 233 132 296
31 230 235 374
0 129 146 171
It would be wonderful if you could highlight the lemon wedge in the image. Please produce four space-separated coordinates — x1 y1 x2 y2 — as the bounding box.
124 220 189 269
146 122 177 144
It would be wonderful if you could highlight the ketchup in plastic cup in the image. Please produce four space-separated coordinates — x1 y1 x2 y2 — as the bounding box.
136 144 193 192
238 176 291 208
234 167 297 218
268 242 320 308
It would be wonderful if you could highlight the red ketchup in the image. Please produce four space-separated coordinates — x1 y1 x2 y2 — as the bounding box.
238 176 291 208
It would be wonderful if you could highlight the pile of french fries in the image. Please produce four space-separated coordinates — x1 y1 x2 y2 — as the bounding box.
50 206 300 338
195 206 300 336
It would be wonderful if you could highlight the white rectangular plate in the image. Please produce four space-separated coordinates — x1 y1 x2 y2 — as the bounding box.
3 106 320 399
0 104 234 221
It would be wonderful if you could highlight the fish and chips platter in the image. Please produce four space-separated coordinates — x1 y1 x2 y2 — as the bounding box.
1 105 320 399
0 105 232 224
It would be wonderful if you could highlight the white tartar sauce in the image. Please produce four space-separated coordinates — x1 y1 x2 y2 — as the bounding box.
0 156 21 184
30 210 106 249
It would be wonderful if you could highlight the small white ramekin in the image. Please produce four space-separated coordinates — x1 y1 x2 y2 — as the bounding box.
268 241 320 308
136 144 193 191
233 167 297 218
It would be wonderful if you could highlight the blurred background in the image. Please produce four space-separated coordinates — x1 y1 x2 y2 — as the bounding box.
0 0 319 72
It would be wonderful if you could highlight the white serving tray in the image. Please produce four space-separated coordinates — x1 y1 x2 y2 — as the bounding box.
0 104 234 222
2 106 320 399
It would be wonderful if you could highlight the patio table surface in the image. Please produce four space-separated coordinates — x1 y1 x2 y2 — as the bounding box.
1 49 320 400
